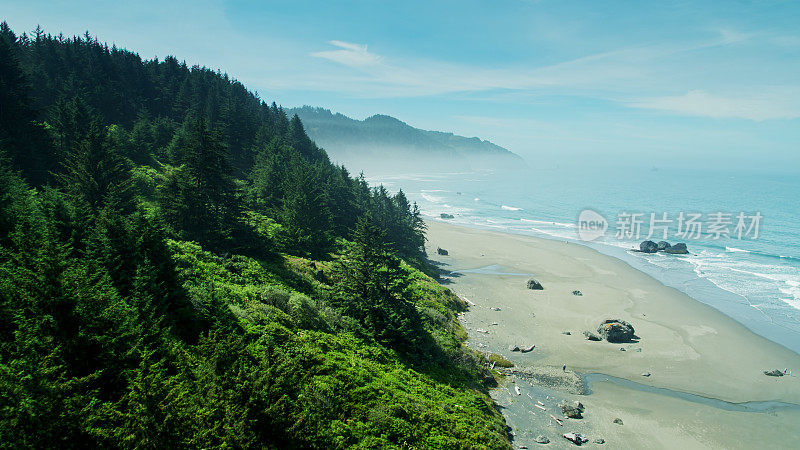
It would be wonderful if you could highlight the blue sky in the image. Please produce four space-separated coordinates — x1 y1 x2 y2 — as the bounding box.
3 0 800 171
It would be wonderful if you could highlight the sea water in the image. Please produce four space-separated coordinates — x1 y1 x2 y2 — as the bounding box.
368 166 800 355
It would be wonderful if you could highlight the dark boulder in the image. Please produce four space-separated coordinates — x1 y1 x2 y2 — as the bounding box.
572 290 583 296
613 418 624 425
520 344 536 353
560 403 583 419
509 344 520 352
664 242 689 254
639 240 658 253
437 247 449 255
657 241 671 251
527 278 544 290
535 435 550 444
440 213 454 219
597 319 636 343
764 369 785 377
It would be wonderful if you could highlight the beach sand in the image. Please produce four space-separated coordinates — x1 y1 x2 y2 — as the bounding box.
426 220 800 449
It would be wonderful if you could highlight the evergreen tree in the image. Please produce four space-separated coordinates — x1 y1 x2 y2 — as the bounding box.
57 119 134 214
0 23 512 448
160 119 238 249
277 160 333 257
334 216 424 354
0 30 52 184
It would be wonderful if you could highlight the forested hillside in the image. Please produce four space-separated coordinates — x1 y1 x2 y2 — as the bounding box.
0 22 510 448
288 106 526 173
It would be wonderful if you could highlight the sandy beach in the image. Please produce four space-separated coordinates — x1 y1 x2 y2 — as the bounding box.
425 220 800 449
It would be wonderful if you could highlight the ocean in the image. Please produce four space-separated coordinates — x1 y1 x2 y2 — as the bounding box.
368 166 800 355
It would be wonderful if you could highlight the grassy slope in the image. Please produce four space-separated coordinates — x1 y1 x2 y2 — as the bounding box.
167 240 511 449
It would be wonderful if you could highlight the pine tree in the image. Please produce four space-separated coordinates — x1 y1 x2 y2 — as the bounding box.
0 32 52 184
334 216 423 354
56 119 134 214
278 160 333 257
160 119 238 249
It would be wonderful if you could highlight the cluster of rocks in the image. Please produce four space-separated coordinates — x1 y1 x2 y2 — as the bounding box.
526 278 544 290
572 290 583 296
764 369 786 377
527 402 607 447
440 213 455 219
436 247 449 256
638 240 689 254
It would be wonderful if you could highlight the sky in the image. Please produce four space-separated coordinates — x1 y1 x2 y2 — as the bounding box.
3 0 800 171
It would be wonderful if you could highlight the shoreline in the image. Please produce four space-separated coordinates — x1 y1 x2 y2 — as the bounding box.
426 214 800 357
425 220 800 448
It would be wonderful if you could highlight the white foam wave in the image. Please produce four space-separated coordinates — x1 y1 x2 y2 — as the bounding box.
501 205 523 211
726 246 751 253
526 227 575 241
730 267 800 285
780 297 800 310
420 193 444 203
520 218 577 229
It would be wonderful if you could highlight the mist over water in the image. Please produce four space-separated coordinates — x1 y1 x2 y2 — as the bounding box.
368 165 800 355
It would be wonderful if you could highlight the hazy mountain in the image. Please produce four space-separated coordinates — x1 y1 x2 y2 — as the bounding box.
288 106 526 173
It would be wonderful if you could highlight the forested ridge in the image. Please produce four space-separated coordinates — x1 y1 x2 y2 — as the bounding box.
0 22 510 448
287 106 525 173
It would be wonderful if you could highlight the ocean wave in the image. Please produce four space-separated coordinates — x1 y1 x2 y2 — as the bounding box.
729 267 800 285
520 218 577 229
726 246 751 253
420 193 444 203
702 242 799 263
501 205 523 211
526 226 576 241
780 297 800 311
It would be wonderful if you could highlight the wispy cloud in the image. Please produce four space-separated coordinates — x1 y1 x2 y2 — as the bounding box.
303 31 800 121
311 41 382 67
630 89 800 121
